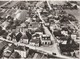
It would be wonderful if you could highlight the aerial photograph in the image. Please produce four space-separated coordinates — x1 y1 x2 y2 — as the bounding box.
0 1 80 59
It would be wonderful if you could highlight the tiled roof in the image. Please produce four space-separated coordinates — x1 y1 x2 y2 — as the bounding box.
30 38 40 44
0 41 8 50
21 34 28 39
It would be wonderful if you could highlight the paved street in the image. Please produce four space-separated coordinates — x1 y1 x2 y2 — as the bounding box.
37 9 75 59
0 1 79 59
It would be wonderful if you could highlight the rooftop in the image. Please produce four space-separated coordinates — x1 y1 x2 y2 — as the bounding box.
30 38 40 44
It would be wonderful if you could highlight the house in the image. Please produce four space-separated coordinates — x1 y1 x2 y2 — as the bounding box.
28 22 41 32
28 22 44 33
61 30 68 36
40 34 52 45
9 51 21 58
10 52 21 58
25 17 32 23
21 32 29 44
32 32 43 38
15 46 29 58
20 22 26 27
33 53 39 59
3 44 16 58
44 23 50 27
29 37 41 47
0 41 8 57
27 49 36 58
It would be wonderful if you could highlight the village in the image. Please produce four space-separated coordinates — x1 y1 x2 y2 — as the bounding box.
0 1 79 59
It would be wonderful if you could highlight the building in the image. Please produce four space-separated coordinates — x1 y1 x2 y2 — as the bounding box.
44 23 50 27
32 32 43 38
21 32 29 44
3 44 15 58
71 34 77 41
29 37 41 47
0 41 8 57
40 34 52 45
28 22 41 32
15 46 29 58
9 51 21 58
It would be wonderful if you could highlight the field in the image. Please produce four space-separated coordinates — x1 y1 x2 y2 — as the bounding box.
0 1 7 5
65 9 80 21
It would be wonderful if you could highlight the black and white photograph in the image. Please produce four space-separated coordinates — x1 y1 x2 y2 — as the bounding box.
0 0 79 59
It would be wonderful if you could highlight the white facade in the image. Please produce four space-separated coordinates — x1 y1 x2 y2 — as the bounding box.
41 40 51 45
29 42 39 47
41 35 51 45
15 50 26 58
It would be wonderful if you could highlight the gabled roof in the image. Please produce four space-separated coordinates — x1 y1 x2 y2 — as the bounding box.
4 45 15 52
30 38 40 44
21 34 28 39
0 41 8 50
32 34 40 37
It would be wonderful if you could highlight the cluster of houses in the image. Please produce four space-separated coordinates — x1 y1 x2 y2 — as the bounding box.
39 2 79 58
0 1 79 58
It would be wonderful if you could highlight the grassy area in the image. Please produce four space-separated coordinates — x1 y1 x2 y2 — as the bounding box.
77 1 80 6
65 9 80 21
0 1 7 5
65 9 80 37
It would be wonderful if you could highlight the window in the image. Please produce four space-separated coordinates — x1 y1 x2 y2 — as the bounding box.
30 24 32 26
48 42 49 44
45 42 47 45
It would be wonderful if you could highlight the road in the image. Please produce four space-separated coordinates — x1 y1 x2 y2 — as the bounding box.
47 1 52 10
37 9 75 59
65 5 80 43
0 1 77 59
37 9 60 52
37 1 79 59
